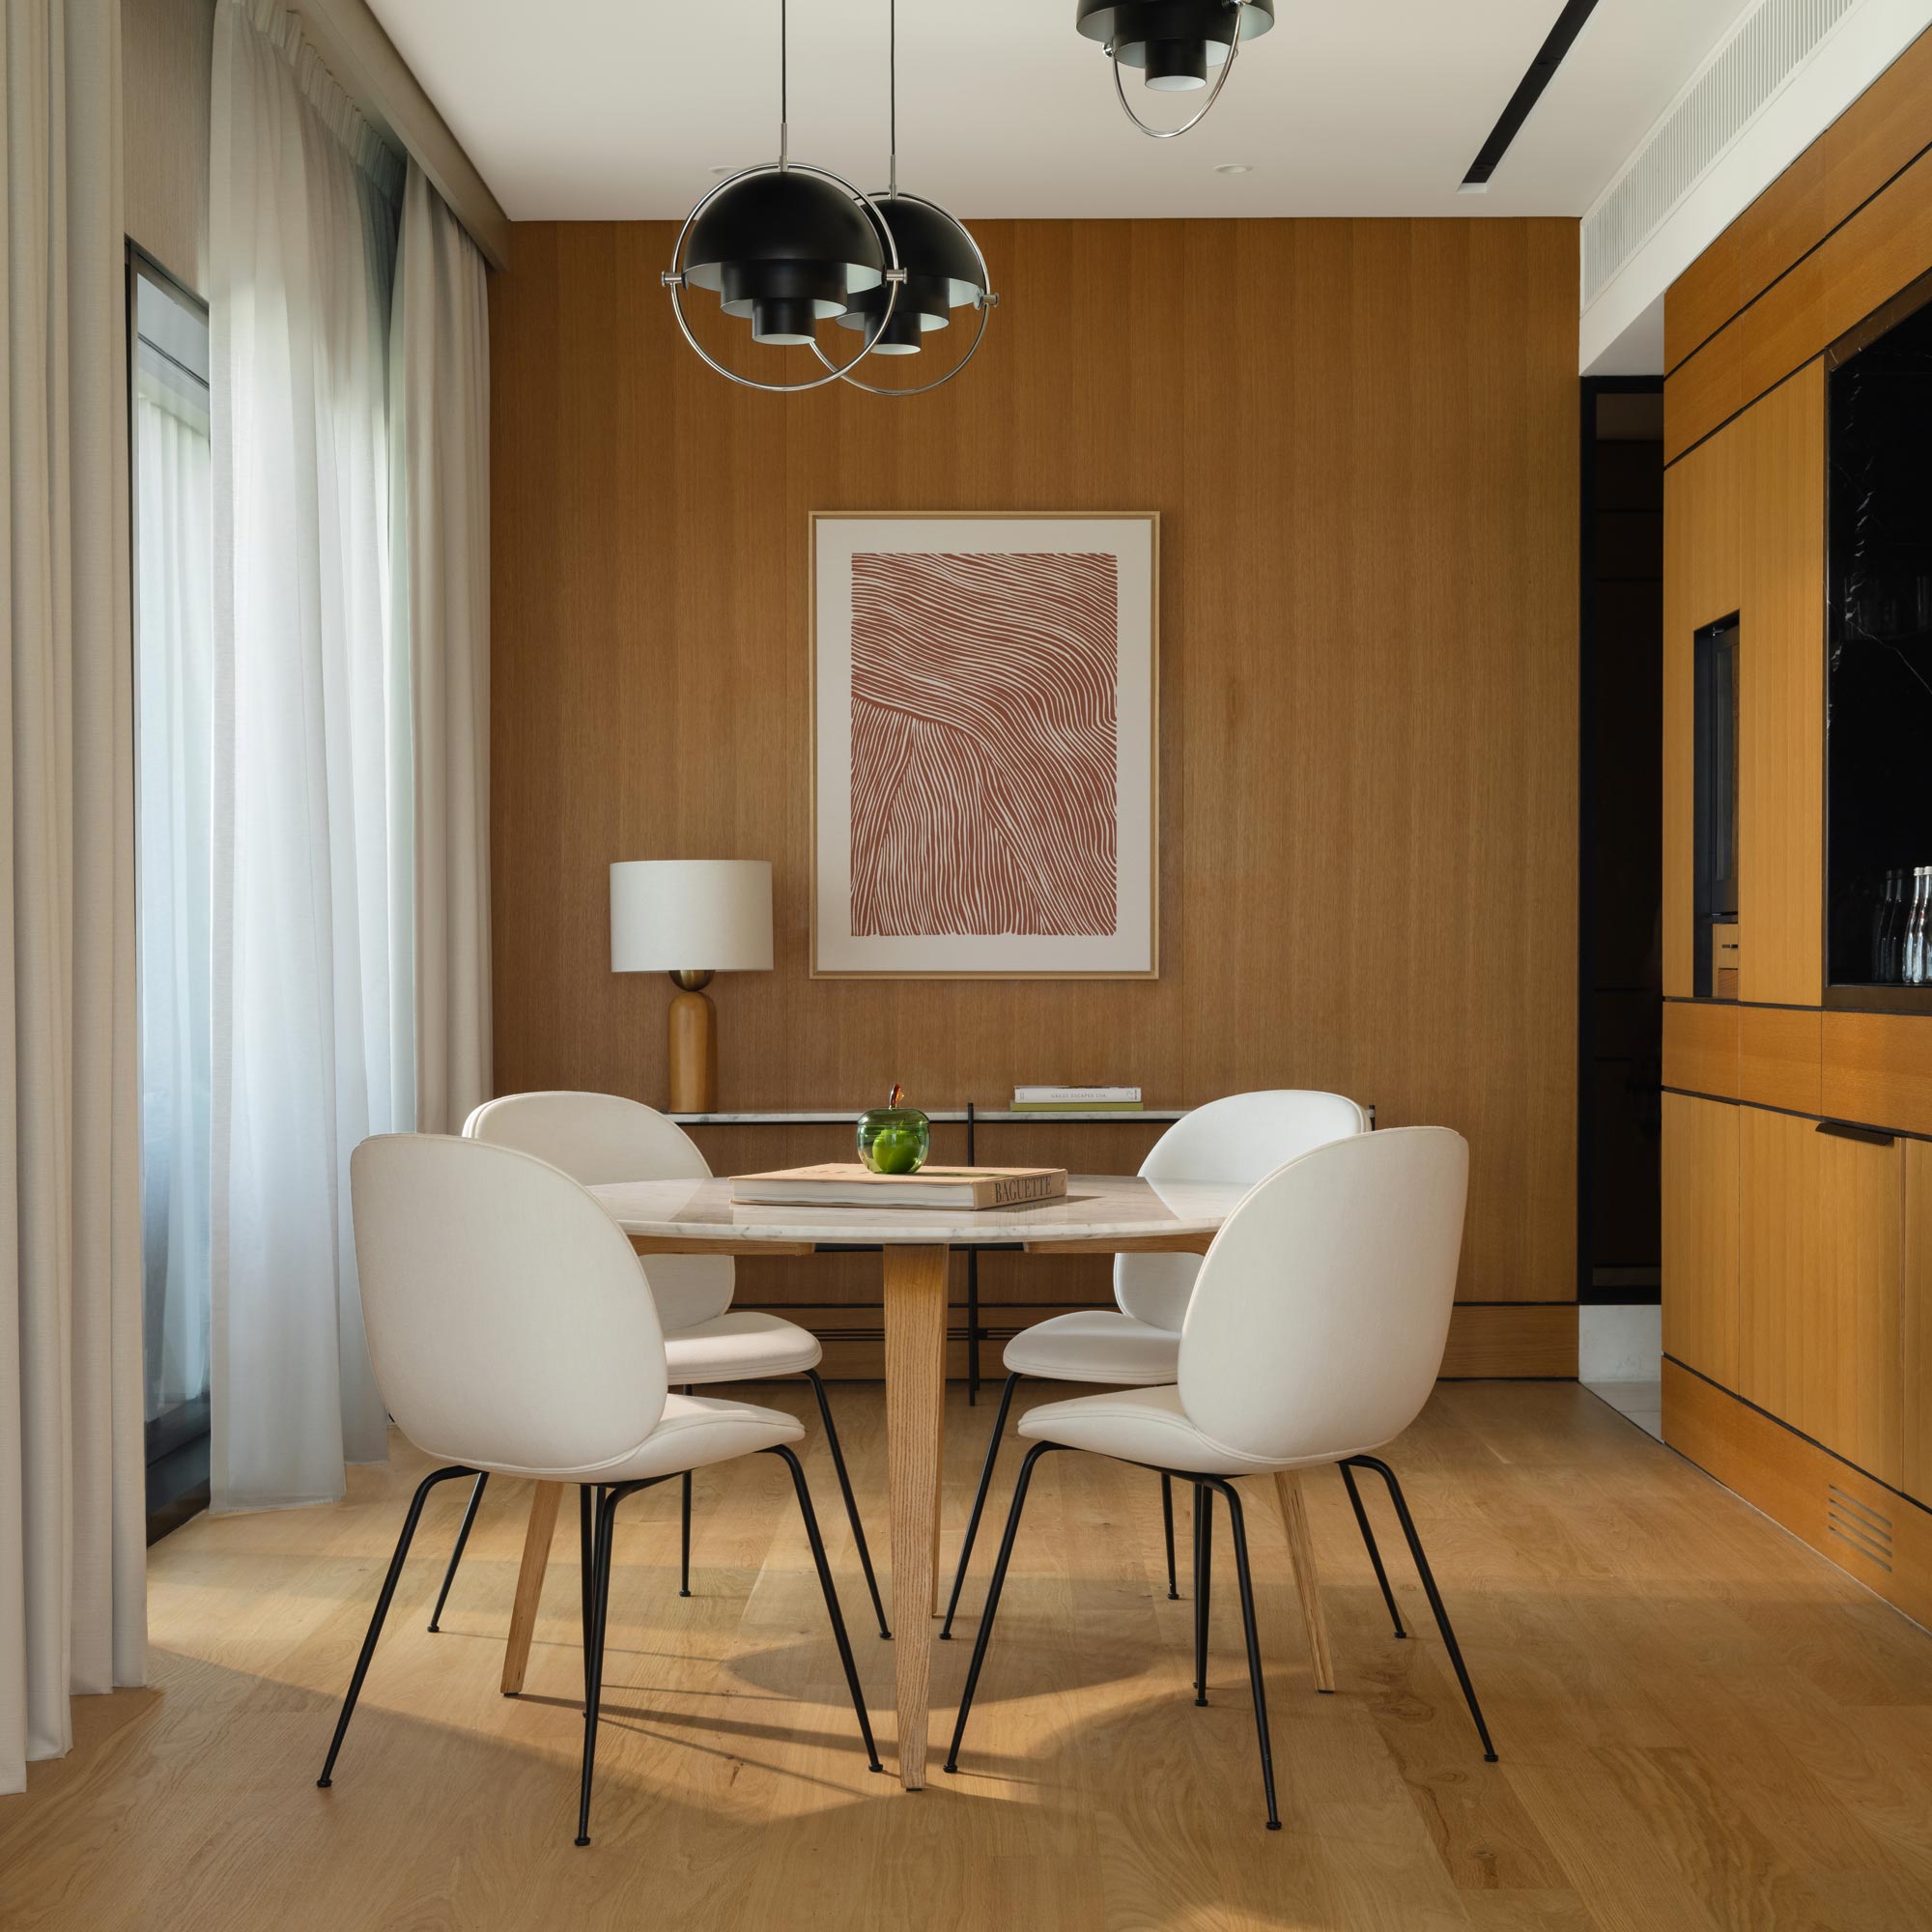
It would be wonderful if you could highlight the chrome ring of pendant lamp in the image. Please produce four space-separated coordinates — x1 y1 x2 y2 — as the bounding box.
809 0 996 397
816 192 999 398
663 161 906 395
1077 0 1275 140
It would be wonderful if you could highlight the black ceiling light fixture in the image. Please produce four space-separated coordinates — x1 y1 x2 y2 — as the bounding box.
826 0 998 395
1075 1 1275 138
663 0 904 392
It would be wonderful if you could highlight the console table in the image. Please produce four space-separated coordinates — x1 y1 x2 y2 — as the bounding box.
667 1102 1190 1401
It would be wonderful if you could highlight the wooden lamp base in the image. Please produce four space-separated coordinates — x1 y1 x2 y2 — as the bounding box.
668 983 718 1113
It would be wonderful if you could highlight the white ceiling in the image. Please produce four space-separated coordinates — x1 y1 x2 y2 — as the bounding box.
368 0 1755 224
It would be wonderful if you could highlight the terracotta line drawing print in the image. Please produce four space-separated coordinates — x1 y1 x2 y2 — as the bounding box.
812 511 1155 980
848 551 1119 938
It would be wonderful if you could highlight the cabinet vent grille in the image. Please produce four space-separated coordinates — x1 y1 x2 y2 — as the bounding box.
1582 0 1857 307
1825 1483 1893 1571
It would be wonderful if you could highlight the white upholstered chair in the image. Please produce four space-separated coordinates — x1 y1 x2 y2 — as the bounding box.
940 1091 1370 1641
943 1126 1495 1829
321 1135 878 1847
435 1093 889 1650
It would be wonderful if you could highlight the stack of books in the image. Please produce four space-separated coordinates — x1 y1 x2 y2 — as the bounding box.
1009 1085 1143 1113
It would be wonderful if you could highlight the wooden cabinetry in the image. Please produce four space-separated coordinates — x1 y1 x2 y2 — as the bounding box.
1737 1004 1822 1114
1738 1108 1903 1487
1662 1000 1739 1096
1662 422 1742 998
1738 366 1825 1009
1821 1011 1932 1139
1664 1361 1932 1629
1660 365 1823 1007
1906 1140 1932 1500
1737 1106 1817 1427
1661 1093 1740 1385
1662 35 1932 1615
1665 31 1932 377
1814 1124 1905 1488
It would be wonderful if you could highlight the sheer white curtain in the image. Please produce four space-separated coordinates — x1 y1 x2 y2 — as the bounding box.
392 163 492 1137
135 379 214 1425
209 0 411 1509
1 0 149 1793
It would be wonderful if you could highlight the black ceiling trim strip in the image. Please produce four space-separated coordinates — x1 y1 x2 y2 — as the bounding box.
1463 0 1603 187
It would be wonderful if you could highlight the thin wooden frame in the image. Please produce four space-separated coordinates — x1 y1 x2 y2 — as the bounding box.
810 510 1160 980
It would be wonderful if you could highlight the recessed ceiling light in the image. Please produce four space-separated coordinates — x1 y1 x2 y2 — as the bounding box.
1214 163 1253 175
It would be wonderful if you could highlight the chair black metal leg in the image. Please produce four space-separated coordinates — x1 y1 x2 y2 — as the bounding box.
807 1369 892 1641
945 1440 1058 1774
678 1474 693 1596
576 1483 627 1846
678 1384 695 1597
1207 1478 1281 1831
1340 1462 1406 1639
939 1372 1018 1639
764 1444 882 1772
1161 1473 1179 1600
318 1463 473 1788
579 1484 596 1708
426 1472 489 1633
1193 1482 1213 1705
1345 1456 1497 1763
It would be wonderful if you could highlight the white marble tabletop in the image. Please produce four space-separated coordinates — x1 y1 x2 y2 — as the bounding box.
587 1174 1246 1246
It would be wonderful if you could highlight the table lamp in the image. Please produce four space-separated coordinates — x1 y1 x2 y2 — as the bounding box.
610 860 774 1113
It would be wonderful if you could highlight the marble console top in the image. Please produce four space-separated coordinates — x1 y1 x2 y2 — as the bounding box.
588 1174 1246 1247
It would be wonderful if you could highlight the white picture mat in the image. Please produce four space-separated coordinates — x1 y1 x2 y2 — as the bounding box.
812 515 1157 978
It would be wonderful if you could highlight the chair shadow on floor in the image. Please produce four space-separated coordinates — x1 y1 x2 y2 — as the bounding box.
9 1637 1440 1929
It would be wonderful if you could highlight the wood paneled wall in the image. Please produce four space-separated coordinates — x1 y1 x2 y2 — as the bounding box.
489 217 1580 1313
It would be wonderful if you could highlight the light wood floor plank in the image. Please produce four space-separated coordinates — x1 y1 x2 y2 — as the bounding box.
4 1385 1932 1932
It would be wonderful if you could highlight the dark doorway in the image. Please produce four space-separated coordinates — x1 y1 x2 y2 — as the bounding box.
1579 380 1663 1303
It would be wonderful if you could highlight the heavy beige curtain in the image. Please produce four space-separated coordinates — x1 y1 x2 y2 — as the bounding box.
391 160 491 1137
0 0 149 1792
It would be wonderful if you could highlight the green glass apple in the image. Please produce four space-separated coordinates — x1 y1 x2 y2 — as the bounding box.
857 1104 930 1175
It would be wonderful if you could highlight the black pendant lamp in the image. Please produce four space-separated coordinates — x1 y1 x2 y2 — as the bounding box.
827 0 997 394
663 0 904 391
1075 0 1275 137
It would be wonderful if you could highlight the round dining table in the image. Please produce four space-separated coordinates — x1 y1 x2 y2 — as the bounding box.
583 1172 1247 1790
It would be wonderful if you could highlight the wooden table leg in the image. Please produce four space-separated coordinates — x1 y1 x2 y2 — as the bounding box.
883 1244 949 1789
1273 1469 1336 1693
500 1481 563 1696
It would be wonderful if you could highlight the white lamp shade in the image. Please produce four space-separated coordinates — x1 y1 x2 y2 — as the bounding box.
610 860 774 974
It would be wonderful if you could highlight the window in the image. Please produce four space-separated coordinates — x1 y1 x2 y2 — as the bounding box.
129 251 213 1532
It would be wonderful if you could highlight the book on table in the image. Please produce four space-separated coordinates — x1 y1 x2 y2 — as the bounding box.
730 1164 1069 1210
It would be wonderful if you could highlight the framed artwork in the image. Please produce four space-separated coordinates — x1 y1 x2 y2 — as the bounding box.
811 511 1158 979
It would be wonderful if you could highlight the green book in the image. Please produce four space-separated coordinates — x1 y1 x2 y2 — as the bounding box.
1007 1100 1145 1113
